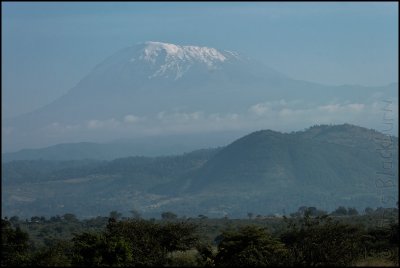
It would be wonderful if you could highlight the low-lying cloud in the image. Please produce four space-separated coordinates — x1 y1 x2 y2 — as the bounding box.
3 99 398 151
41 99 398 135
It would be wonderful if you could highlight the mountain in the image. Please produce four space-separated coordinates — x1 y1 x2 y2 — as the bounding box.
188 124 386 192
2 124 398 219
2 131 246 162
4 41 284 131
3 41 397 152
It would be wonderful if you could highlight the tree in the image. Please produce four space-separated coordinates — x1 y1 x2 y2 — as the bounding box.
290 206 327 217
281 215 363 266
348 207 359 216
71 232 104 266
247 212 254 220
63 213 78 222
198 214 208 220
363 223 399 263
158 222 199 252
71 220 139 266
195 242 215 266
100 236 133 266
9 216 20 225
306 207 317 216
105 219 165 266
31 216 41 223
298 206 308 215
32 240 73 266
103 219 198 266
214 225 288 267
364 207 374 215
1 219 32 266
109 211 122 220
389 223 399 265
50 215 62 222
161 211 177 220
129 209 141 220
331 206 348 216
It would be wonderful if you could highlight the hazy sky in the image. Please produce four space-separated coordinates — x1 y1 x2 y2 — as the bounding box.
2 2 398 118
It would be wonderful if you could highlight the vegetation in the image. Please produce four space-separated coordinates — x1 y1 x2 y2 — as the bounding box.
215 225 289 267
1 207 398 267
281 215 364 266
3 125 398 219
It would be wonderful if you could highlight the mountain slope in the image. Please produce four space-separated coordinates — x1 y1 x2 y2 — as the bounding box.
186 124 389 192
2 124 398 218
3 41 397 152
152 124 398 216
5 42 283 128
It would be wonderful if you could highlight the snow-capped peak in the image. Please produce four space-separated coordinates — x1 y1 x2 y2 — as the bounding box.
133 41 236 80
141 41 227 64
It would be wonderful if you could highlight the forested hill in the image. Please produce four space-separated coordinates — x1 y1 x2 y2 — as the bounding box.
2 124 398 218
184 124 397 192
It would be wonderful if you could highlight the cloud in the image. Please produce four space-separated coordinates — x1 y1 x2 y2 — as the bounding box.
44 122 81 133
347 103 365 112
318 103 365 113
85 114 146 130
81 100 395 137
149 110 245 135
87 120 102 129
157 111 205 123
250 100 369 118
245 99 399 134
249 103 270 116
249 99 305 116
124 114 141 123
28 99 396 152
41 100 397 139
155 110 242 125
87 118 120 129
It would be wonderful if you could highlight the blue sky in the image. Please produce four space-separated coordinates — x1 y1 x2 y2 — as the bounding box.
2 2 398 118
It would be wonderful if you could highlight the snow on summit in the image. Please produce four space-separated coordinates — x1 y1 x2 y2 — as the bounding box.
134 41 235 79
140 41 227 64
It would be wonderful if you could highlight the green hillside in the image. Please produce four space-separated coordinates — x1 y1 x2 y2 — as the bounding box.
2 124 398 218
